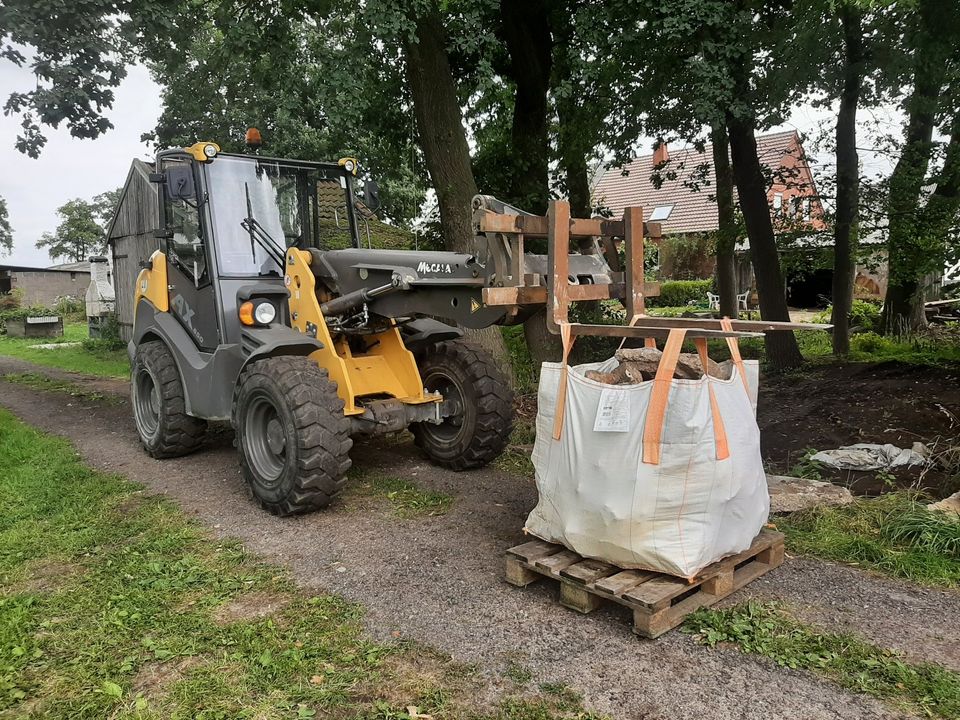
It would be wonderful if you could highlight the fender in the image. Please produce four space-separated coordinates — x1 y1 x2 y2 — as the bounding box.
131 299 325 421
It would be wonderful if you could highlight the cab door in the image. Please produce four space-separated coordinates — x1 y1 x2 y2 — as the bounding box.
160 158 220 351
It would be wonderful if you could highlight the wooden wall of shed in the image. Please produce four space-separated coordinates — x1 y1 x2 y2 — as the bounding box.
109 160 160 341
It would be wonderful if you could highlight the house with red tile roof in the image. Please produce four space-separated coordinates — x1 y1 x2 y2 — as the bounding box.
591 130 888 306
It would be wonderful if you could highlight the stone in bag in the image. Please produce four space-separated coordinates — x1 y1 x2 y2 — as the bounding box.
524 327 768 579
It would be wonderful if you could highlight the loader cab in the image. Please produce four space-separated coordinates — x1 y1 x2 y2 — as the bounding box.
153 145 364 347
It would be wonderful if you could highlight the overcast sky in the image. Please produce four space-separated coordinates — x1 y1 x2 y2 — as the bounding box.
0 62 161 267
0 56 897 270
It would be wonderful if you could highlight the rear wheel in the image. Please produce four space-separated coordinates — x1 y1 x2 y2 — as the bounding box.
131 341 206 458
411 339 513 470
233 356 352 516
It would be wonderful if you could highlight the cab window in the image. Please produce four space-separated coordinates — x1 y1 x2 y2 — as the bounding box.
163 160 207 282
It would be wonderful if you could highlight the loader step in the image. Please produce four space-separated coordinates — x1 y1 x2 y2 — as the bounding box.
504 529 784 639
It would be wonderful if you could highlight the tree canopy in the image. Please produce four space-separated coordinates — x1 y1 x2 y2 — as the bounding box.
4 0 960 364
35 190 119 263
0 197 12 256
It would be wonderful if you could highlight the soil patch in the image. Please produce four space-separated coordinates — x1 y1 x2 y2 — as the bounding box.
212 590 292 624
10 560 82 595
131 656 203 698
760 361 960 498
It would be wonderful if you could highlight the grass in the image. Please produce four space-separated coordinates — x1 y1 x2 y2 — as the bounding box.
0 408 601 719
0 372 121 404
348 473 453 518
775 492 960 587
494 416 536 478
0 322 128 378
684 602 960 720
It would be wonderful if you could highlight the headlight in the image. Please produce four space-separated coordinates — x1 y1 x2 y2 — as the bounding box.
343 159 355 173
253 302 276 325
203 143 218 158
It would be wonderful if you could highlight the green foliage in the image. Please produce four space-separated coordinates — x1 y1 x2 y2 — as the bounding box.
501 325 538 395
777 492 960 587
786 448 825 481
814 299 881 333
0 196 12 255
82 314 125 353
647 280 712 308
36 197 106 263
658 234 714 280
684 602 960 719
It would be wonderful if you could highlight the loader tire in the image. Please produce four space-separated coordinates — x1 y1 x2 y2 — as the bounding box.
411 339 513 470
233 356 352 516
131 340 206 458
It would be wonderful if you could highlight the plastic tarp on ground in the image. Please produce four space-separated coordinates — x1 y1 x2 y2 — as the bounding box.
525 327 769 579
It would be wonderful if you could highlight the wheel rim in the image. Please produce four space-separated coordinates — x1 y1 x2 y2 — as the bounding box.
421 369 467 444
243 392 288 485
134 368 160 436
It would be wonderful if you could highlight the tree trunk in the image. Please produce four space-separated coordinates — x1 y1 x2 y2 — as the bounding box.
831 4 865 355
727 112 803 369
552 8 591 219
499 0 552 214
403 9 511 372
712 124 738 319
882 0 954 335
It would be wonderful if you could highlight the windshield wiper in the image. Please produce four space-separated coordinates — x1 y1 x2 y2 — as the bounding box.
241 183 286 270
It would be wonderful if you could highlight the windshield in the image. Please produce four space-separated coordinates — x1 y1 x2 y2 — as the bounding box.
205 156 353 276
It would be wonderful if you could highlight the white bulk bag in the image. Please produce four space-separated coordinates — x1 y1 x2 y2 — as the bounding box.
524 325 767 579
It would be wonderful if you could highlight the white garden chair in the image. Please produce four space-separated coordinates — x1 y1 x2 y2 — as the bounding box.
737 291 749 311
706 292 720 311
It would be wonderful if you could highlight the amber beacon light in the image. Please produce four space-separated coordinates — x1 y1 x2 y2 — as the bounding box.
245 127 263 149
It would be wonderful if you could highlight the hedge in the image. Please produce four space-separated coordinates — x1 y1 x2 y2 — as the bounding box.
647 279 713 308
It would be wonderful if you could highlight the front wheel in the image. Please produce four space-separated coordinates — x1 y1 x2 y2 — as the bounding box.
411 339 513 470
233 356 352 516
131 341 206 458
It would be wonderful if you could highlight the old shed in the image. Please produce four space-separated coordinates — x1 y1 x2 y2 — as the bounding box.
107 159 160 342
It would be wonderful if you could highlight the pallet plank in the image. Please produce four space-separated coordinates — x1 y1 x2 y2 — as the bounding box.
622 576 690 610
560 559 617 585
507 539 561 563
593 570 657 597
534 550 580 576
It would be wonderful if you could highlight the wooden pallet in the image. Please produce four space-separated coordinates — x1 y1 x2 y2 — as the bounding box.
505 529 784 638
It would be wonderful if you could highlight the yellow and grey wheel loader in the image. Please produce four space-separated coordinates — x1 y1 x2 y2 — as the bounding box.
129 139 797 516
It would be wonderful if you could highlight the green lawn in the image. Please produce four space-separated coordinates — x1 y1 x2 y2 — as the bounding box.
0 409 600 720
685 602 960 720
775 492 960 588
0 323 129 378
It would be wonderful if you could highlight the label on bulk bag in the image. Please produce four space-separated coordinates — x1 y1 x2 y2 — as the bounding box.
594 388 630 432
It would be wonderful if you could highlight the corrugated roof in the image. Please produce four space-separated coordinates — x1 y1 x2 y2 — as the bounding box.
592 130 801 234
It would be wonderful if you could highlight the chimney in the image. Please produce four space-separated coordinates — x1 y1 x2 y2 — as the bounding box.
89 256 110 284
652 140 670 167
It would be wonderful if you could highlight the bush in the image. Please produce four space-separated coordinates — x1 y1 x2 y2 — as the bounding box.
82 314 125 352
55 296 86 323
648 279 712 308
0 290 21 312
813 299 881 333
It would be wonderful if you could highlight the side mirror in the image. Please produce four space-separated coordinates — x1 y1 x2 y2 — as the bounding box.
165 165 196 201
363 180 381 212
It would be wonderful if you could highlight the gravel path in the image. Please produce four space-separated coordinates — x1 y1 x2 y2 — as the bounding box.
2 357 956 719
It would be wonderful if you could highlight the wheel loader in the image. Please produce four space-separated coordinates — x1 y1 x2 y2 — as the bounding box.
129 140 807 516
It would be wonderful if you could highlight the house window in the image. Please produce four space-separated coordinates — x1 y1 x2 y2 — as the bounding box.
802 198 811 221
648 205 673 221
773 193 783 215
70 272 76 280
